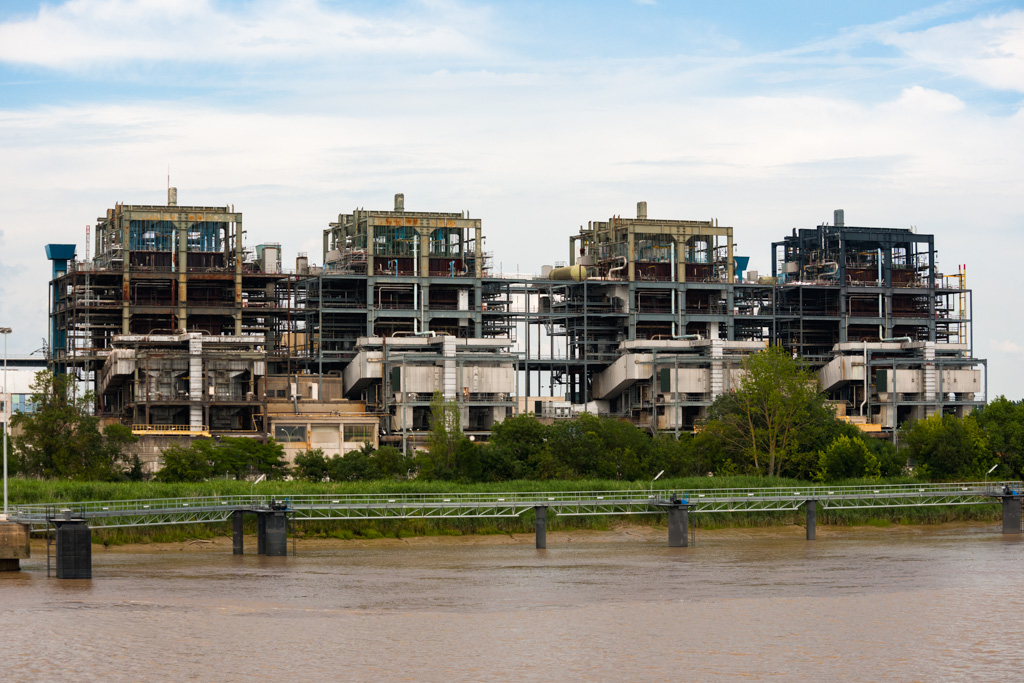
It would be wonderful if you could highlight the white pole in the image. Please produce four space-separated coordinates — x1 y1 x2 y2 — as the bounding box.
3 329 8 516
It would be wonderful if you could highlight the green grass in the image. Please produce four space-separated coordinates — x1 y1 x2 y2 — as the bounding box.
9 475 1001 545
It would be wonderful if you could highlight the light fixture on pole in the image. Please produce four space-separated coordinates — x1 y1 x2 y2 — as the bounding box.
651 469 665 499
251 472 267 500
986 462 999 493
1 326 11 517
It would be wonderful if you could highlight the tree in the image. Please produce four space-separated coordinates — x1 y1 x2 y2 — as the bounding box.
373 445 413 479
422 392 466 479
900 413 989 480
973 396 1024 479
705 346 831 477
815 434 873 481
12 370 139 480
483 413 550 480
155 441 215 482
293 448 330 482
214 437 290 479
154 437 289 482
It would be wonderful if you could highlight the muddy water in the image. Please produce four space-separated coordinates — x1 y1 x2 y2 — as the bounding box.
2 524 1023 681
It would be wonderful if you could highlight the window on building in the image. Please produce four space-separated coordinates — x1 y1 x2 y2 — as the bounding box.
343 424 375 443
274 425 306 443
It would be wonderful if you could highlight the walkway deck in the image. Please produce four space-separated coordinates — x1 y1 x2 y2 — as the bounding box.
9 481 1022 530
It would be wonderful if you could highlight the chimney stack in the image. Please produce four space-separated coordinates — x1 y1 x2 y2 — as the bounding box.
637 201 647 220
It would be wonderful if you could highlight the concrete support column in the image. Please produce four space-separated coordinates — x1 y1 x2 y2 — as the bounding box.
1001 496 1022 534
668 505 689 547
257 512 267 555
0 522 30 571
806 500 817 541
232 510 244 555
264 512 288 557
419 231 429 278
534 506 547 549
55 519 91 579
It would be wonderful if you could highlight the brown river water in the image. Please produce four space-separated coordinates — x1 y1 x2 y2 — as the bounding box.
2 523 1023 682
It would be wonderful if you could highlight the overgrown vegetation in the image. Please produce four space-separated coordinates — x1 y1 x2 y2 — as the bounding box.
11 371 141 481
155 437 289 482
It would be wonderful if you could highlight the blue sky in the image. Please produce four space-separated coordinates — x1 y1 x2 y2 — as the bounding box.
0 0 1022 396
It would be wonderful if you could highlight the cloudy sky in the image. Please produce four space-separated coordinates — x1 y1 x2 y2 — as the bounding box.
0 0 1022 397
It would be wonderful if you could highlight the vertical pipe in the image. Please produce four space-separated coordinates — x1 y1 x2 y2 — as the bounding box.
475 225 483 278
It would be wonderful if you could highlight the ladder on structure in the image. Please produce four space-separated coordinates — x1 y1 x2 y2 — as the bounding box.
45 506 56 578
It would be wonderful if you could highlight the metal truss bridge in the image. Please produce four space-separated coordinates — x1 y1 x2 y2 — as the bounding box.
7 481 1022 578
9 481 1022 531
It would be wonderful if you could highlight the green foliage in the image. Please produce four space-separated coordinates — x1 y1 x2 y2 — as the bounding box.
424 392 464 477
293 444 414 483
704 346 831 477
154 437 289 482
293 448 330 482
12 370 139 480
973 396 1024 479
155 441 215 482
816 435 875 481
900 413 989 480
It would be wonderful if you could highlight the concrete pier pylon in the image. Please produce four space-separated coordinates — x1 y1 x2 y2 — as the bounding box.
534 506 547 549
232 510 244 555
54 518 91 579
1001 495 1022 534
0 521 31 571
263 511 288 556
668 505 689 547
806 500 817 541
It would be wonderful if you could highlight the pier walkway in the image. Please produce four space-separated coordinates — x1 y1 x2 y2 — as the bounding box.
4 481 1021 578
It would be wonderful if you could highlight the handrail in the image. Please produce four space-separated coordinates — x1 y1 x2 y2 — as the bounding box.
11 481 1021 520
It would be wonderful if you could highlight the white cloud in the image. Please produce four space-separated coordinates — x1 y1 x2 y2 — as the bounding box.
993 341 1024 355
884 10 1024 92
0 0 492 69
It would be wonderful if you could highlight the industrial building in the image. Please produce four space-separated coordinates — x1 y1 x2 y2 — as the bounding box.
44 193 984 470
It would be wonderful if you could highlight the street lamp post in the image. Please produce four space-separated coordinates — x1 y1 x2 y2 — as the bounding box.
1 326 11 517
650 469 665 499
985 462 999 494
251 473 266 501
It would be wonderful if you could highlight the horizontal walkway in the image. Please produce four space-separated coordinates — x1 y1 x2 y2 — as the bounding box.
9 481 1022 530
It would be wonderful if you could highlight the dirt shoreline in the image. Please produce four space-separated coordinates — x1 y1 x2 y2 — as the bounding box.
25 519 1003 555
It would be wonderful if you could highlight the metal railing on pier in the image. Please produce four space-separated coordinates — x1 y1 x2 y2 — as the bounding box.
9 482 1021 531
